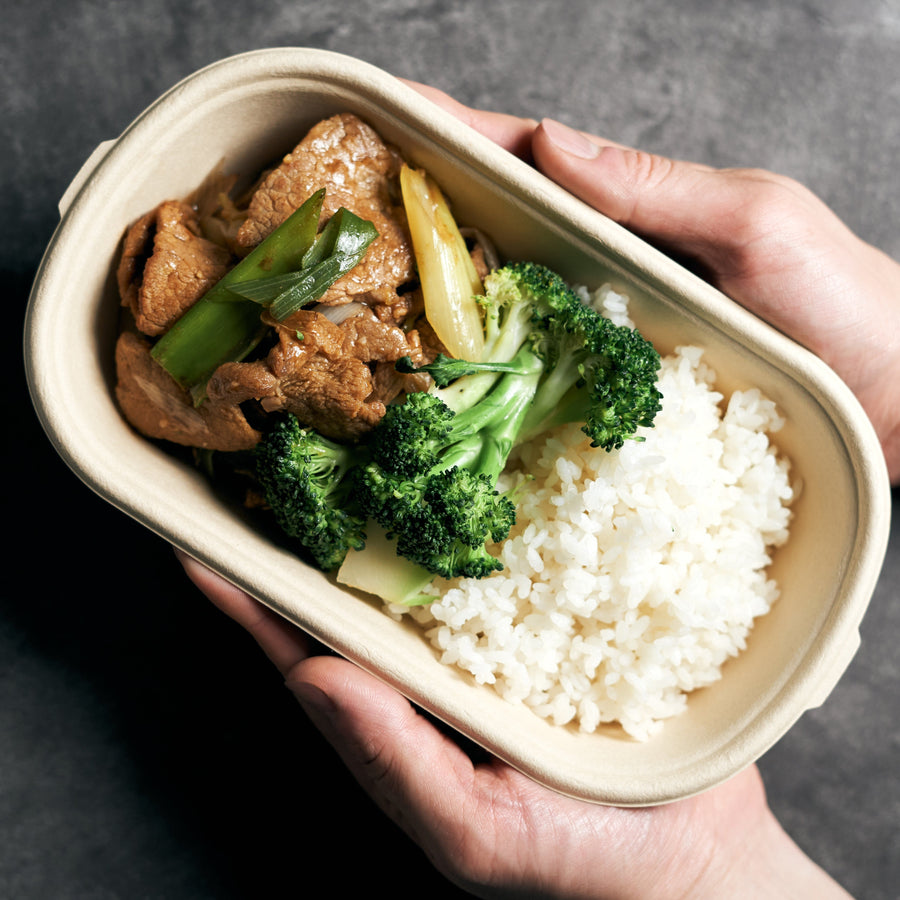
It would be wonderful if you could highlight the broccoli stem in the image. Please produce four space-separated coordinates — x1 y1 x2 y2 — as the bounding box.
151 189 325 399
337 523 437 605
517 350 589 443
440 350 543 478
396 353 534 388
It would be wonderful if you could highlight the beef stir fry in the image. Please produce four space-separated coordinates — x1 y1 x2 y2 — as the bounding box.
114 113 446 450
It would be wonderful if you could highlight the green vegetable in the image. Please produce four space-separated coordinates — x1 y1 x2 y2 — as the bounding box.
335 261 662 602
350 381 535 581
431 261 664 452
396 261 662 451
229 207 378 319
250 254 662 603
150 191 378 401
335 522 436 606
151 189 325 399
253 414 367 572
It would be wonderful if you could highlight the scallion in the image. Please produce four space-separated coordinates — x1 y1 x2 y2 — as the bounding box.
151 189 326 398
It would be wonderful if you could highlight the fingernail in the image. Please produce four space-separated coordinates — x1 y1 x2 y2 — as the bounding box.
541 118 601 159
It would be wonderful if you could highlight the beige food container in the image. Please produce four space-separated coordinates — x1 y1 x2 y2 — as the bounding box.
23 48 892 805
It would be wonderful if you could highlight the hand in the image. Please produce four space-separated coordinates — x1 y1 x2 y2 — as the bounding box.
172 86 889 898
177 552 850 899
407 82 900 484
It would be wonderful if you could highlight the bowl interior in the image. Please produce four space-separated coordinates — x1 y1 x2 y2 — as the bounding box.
24 48 891 805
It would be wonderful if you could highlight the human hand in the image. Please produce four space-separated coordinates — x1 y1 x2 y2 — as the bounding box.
177 551 850 899
406 82 900 484
172 85 880 898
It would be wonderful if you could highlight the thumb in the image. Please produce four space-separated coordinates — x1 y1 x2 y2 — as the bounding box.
529 117 843 324
532 118 731 252
530 117 793 273
285 655 484 845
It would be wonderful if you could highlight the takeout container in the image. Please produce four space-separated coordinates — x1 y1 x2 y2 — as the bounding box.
24 48 892 806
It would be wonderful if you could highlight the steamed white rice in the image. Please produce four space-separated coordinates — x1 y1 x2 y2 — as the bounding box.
388 285 795 741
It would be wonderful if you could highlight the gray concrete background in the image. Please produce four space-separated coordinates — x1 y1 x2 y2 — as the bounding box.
6 1 899 897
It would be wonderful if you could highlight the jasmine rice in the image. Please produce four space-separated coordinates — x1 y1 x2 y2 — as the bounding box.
388 286 794 741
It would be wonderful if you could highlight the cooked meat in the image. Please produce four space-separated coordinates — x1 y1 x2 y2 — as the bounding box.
470 242 490 281
117 200 233 337
206 307 427 441
115 330 260 451
113 113 452 454
344 309 434 404
184 160 250 256
235 113 414 311
370 359 432 407
338 306 416 361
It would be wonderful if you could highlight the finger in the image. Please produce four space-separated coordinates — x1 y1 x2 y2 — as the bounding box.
174 549 312 676
399 79 538 160
532 116 854 303
285 655 478 833
531 118 883 315
284 653 553 891
532 117 734 254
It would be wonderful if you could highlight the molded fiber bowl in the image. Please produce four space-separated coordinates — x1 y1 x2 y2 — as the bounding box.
23 48 892 806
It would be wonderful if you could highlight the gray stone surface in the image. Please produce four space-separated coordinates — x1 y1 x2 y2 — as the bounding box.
6 1 899 897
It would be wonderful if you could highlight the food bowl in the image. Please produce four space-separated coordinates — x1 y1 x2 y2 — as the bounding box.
23 48 892 805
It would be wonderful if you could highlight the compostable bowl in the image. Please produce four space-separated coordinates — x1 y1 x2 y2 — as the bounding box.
24 48 892 806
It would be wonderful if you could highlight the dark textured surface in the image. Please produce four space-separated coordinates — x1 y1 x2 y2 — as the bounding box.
6 1 899 897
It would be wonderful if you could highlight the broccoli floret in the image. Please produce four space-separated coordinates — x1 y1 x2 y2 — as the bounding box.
351 389 525 580
347 261 662 587
522 270 662 450
254 414 367 572
402 262 662 450
461 261 663 450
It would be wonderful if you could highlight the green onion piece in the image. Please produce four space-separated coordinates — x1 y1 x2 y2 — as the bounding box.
150 189 326 395
399 164 484 362
229 207 379 320
268 250 367 319
301 207 341 268
224 271 309 304
300 204 368 267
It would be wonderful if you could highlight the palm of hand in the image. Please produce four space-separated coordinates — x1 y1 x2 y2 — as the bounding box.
393 742 767 900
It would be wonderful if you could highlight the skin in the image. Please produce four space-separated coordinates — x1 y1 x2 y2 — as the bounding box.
176 83 900 898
